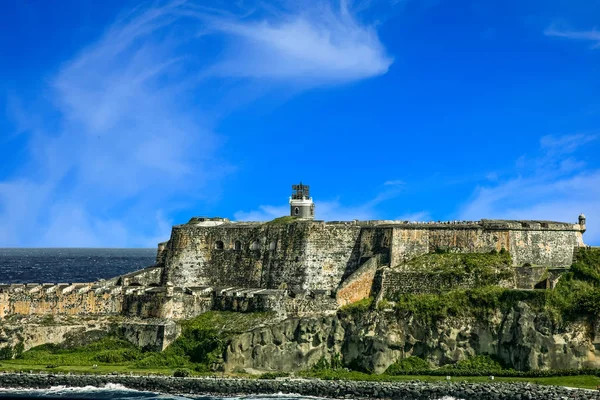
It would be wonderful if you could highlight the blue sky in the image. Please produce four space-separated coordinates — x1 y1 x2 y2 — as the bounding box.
1 0 600 247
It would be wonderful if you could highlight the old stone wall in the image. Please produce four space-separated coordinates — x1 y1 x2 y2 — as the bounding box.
212 288 337 317
0 284 124 318
162 221 364 292
389 226 511 267
388 221 582 269
156 242 169 266
122 287 213 320
381 270 478 295
161 219 584 299
509 229 583 267
336 257 379 306
117 321 181 351
110 267 163 287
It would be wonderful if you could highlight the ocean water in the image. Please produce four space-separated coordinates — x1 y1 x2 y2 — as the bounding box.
0 248 156 284
0 385 329 400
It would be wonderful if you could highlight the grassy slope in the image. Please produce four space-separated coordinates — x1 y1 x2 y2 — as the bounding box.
1 311 273 376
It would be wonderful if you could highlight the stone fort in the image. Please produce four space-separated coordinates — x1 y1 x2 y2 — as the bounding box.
0 183 590 349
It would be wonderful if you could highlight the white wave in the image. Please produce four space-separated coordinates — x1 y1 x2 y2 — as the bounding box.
0 382 152 394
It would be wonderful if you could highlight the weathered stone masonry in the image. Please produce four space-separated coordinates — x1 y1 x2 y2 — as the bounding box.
0 215 586 323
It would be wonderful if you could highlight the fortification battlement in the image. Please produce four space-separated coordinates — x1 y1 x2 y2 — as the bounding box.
178 217 584 232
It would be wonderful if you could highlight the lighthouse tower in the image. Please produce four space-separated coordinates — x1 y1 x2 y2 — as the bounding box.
289 183 315 219
579 213 587 233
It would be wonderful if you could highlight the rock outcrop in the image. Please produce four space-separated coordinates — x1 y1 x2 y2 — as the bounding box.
225 302 600 373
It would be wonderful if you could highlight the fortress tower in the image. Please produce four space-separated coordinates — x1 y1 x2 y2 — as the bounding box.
289 182 315 219
579 213 587 233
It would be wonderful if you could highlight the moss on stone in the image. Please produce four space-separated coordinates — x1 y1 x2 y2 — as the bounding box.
266 216 299 225
397 251 514 289
339 297 374 315
385 249 600 327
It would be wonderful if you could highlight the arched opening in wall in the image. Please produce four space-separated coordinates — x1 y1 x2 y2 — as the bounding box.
269 240 277 251
214 240 224 250
234 240 242 251
294 207 299 216
250 241 260 250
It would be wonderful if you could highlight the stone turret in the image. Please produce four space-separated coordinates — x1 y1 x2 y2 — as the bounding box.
289 182 315 219
579 213 586 233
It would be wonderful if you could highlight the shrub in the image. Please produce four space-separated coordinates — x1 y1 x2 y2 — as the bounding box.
134 353 190 368
173 368 192 377
340 298 374 315
0 346 13 360
13 342 24 359
93 349 142 364
442 355 503 371
259 371 290 379
312 353 344 371
386 356 430 375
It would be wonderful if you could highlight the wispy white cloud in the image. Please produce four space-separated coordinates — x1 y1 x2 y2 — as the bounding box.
200 1 393 86
460 134 600 244
1 0 393 247
544 26 600 49
1 1 217 247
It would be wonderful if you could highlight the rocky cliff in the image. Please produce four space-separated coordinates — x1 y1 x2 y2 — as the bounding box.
224 302 600 373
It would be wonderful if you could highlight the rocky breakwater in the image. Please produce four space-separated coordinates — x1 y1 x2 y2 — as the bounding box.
225 302 600 373
0 373 599 400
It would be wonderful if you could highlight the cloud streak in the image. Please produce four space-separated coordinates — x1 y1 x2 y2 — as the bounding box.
201 1 393 85
460 134 600 244
545 26 600 49
1 0 393 247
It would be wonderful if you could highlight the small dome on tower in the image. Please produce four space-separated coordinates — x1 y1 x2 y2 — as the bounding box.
579 213 586 220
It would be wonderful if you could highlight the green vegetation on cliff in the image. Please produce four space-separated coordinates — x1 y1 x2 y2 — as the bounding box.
2 311 273 375
151 311 274 371
387 248 600 326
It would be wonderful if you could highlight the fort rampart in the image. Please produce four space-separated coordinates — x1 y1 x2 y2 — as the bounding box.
0 217 587 322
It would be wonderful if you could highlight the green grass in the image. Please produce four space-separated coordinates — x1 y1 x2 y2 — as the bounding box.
3 311 275 375
382 248 600 326
339 297 374 315
266 216 299 225
394 251 514 289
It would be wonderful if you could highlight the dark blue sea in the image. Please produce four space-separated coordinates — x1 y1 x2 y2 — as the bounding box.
0 248 156 284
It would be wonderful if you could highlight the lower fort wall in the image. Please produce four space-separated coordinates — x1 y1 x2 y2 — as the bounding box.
0 284 124 318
